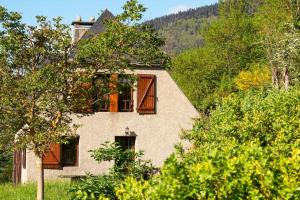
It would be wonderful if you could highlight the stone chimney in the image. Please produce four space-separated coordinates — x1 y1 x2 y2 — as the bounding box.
71 16 94 43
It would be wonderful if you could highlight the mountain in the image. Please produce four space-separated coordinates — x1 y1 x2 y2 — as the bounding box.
146 4 218 55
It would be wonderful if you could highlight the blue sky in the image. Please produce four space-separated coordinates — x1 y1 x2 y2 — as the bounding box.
1 0 218 25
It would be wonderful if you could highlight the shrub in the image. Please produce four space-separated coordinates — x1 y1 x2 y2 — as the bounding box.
68 142 154 200
234 64 271 90
0 150 12 183
116 88 300 199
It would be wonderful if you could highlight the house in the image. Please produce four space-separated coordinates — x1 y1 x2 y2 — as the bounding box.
13 10 199 184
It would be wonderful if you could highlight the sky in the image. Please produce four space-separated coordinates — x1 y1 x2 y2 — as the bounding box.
0 0 218 25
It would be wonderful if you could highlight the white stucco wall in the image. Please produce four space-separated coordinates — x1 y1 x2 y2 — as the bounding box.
23 68 199 182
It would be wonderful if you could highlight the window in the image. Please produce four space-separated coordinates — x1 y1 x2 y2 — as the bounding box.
115 136 135 151
74 73 157 114
115 136 136 167
118 75 133 112
61 137 79 166
43 137 79 169
93 74 133 113
93 74 110 112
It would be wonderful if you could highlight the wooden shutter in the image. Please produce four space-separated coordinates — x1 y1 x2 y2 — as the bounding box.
109 73 118 112
43 144 61 169
137 74 156 114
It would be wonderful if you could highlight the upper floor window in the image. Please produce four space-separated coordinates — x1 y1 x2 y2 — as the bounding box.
93 74 133 113
73 73 156 114
118 75 133 112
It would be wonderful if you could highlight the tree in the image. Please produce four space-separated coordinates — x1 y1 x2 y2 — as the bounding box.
254 0 300 89
0 1 168 200
171 0 264 112
0 7 77 200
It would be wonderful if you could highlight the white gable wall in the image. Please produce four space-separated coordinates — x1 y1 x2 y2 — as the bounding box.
23 69 199 182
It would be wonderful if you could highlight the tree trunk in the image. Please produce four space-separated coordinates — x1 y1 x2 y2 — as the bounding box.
271 67 279 88
282 67 289 90
36 155 44 200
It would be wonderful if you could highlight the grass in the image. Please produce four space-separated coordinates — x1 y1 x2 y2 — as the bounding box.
0 181 71 200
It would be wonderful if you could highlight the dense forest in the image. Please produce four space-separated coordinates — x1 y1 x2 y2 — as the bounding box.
146 4 218 30
146 4 218 55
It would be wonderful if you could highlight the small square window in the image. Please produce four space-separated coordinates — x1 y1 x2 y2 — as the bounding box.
115 136 135 151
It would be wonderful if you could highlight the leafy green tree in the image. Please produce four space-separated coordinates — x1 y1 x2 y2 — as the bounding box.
0 7 77 200
116 88 300 199
254 0 300 88
171 0 264 112
171 47 220 111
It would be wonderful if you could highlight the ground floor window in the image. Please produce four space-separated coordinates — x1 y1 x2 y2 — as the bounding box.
115 136 135 151
115 136 136 168
61 137 79 166
43 137 79 169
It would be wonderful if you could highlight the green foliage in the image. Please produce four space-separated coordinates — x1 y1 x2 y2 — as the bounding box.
0 151 12 183
171 47 219 111
254 0 300 88
116 88 300 199
171 0 265 112
0 5 77 156
0 181 71 200
68 142 154 200
171 0 300 111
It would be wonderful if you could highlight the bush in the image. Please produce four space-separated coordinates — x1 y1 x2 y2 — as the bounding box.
0 150 12 183
68 142 154 200
234 64 271 90
116 88 300 199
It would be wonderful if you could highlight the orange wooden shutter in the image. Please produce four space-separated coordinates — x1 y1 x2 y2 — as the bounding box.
43 144 61 169
137 74 156 114
109 73 118 112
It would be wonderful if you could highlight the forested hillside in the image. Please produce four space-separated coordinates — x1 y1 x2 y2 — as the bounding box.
146 4 218 55
147 4 218 30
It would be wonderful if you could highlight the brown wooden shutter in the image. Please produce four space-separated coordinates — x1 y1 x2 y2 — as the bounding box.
42 144 61 169
137 74 156 114
109 73 118 112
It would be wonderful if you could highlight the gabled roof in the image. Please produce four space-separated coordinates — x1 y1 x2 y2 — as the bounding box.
80 9 114 40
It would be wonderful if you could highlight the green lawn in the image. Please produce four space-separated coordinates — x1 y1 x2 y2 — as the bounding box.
0 181 71 200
